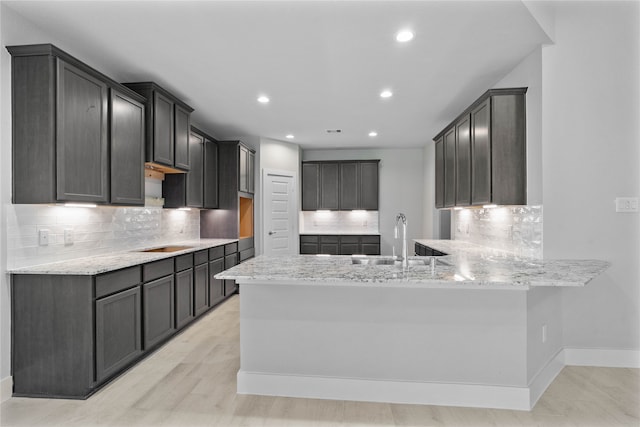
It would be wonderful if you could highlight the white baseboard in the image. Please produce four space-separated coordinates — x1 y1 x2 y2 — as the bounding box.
563 348 640 368
238 370 535 411
0 376 12 403
528 350 565 408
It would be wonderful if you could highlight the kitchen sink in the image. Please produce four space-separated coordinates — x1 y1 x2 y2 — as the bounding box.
138 245 194 253
351 256 447 266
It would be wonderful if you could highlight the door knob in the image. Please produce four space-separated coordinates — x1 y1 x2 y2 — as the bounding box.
268 231 276 235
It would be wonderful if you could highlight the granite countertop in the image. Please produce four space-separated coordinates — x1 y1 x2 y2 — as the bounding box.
8 238 238 275
216 239 610 290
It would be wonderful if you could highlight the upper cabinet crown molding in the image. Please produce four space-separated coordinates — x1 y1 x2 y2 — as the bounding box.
434 87 527 208
7 43 146 205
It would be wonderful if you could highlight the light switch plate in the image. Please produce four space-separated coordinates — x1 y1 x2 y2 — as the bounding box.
615 197 639 213
64 228 74 245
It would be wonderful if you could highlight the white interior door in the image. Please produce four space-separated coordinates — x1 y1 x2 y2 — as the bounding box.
263 170 296 256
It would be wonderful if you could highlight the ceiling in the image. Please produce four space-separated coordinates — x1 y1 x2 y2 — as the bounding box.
4 1 550 149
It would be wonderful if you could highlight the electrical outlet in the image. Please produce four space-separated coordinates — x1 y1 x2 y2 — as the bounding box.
38 229 49 246
542 324 547 343
64 228 74 245
615 197 639 213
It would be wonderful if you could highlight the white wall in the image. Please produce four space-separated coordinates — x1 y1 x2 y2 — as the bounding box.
257 138 301 255
302 148 424 256
541 2 639 353
422 142 439 239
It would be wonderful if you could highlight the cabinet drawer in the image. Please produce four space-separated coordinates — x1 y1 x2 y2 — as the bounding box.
194 250 208 266
224 242 238 255
175 254 193 272
95 266 141 299
238 237 254 252
319 235 339 244
143 258 174 282
239 248 255 262
361 235 380 244
209 246 225 260
340 235 359 244
300 235 319 244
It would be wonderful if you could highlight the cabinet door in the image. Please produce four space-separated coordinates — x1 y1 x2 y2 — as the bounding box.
224 253 238 296
194 263 208 317
152 91 174 166
443 127 456 208
302 163 320 210
248 150 255 194
359 161 379 210
471 98 491 205
56 59 108 202
186 131 204 207
361 235 381 255
455 115 471 206
174 104 191 170
319 235 339 255
175 269 194 329
340 162 359 210
110 89 145 205
339 235 360 255
203 139 219 208
95 287 142 382
435 137 445 208
320 163 340 210
208 258 225 307
300 235 319 254
239 145 249 193
142 275 175 350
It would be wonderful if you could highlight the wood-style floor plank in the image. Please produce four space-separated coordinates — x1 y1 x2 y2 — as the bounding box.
1 295 638 427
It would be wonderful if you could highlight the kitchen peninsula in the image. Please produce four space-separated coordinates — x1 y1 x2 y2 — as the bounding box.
217 240 609 410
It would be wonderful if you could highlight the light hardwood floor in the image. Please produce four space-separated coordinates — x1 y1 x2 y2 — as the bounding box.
1 295 638 426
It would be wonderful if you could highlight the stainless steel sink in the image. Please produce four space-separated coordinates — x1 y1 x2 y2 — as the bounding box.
351 256 444 266
138 245 193 253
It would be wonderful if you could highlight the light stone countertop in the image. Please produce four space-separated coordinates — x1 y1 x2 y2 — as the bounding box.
215 239 610 290
8 239 238 275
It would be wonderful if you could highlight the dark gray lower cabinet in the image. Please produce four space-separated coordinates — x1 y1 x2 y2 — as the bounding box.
96 287 143 382
194 263 208 316
300 235 380 255
142 275 175 350
224 253 238 296
209 258 225 307
414 243 448 257
175 269 194 329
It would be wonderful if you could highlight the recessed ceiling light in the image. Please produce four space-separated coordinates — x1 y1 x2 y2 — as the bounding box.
380 90 393 98
368 131 378 137
257 95 270 104
286 134 294 139
396 30 414 42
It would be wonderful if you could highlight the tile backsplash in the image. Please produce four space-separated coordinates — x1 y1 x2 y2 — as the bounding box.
453 205 543 259
7 204 200 269
300 211 379 234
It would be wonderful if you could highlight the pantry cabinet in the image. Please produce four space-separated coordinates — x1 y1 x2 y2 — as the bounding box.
8 44 145 205
433 87 527 208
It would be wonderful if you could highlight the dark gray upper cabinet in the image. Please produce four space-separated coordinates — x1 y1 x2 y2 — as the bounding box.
7 44 140 204
471 98 492 205
110 89 145 206
302 163 320 210
164 127 219 209
443 127 457 208
203 138 219 209
435 137 444 209
186 131 204 207
455 115 471 206
239 144 256 194
123 82 194 172
339 162 359 210
304 160 379 211
174 104 191 170
434 87 527 208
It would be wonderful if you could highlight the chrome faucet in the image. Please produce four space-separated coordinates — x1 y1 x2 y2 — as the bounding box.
394 213 408 269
